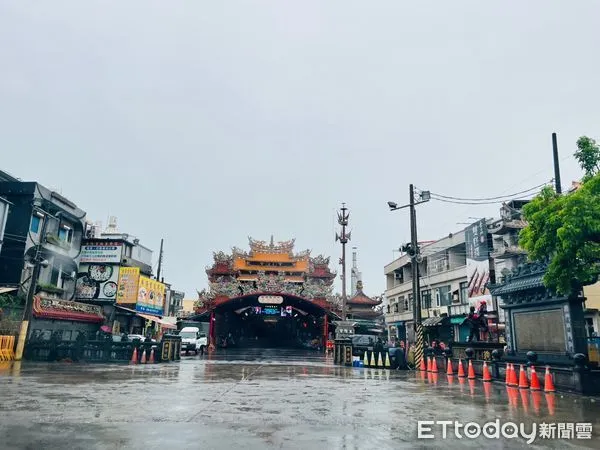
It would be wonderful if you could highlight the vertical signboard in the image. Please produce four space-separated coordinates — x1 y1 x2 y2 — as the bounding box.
465 219 492 309
116 267 141 304
136 276 166 316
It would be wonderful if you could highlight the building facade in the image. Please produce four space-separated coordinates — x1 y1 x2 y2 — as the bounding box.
384 230 469 345
0 181 87 300
74 226 173 337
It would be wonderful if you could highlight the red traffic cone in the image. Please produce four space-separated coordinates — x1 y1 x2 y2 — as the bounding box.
544 366 556 393
426 356 432 372
505 363 512 385
130 347 138 365
482 361 492 382
431 357 438 373
140 349 147 364
149 348 155 364
419 355 426 372
457 359 466 378
518 364 529 389
446 358 454 376
509 363 519 387
529 365 541 391
467 360 476 380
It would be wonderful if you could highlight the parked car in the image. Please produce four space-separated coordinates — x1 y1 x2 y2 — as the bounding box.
179 327 208 355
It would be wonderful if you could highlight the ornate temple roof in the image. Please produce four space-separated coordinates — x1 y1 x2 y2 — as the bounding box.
32 296 104 323
347 281 381 306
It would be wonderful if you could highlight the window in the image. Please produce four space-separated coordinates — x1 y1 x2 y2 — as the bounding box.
429 255 449 275
30 215 42 233
407 294 413 311
436 285 452 306
58 225 73 243
459 281 469 304
421 289 432 309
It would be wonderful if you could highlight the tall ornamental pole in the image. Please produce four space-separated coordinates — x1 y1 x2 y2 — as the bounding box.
336 203 351 320
409 184 424 369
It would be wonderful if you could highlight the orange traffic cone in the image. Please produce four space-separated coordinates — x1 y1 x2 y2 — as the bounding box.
457 359 466 378
149 348 155 364
509 363 519 387
505 363 512 385
419 356 426 372
544 366 556 393
446 359 454 376
518 364 529 389
467 360 476 380
482 361 492 382
426 356 432 372
431 357 438 373
130 347 138 365
529 365 541 390
140 349 147 364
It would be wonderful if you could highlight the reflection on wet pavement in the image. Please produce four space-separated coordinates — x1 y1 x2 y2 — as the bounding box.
0 349 598 449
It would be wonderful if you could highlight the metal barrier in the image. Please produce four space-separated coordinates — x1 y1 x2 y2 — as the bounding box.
25 335 182 363
0 335 16 361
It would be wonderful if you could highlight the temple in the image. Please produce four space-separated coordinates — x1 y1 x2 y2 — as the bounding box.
195 237 340 349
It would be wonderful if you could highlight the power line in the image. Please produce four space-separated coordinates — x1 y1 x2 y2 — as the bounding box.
429 181 551 203
429 191 543 206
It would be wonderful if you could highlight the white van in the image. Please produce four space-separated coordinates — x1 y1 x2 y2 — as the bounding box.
179 327 208 355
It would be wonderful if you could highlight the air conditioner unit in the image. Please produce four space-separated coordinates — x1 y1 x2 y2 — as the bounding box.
394 272 402 280
432 309 440 317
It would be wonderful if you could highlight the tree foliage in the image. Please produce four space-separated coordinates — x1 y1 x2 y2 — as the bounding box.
520 136 600 295
574 136 600 180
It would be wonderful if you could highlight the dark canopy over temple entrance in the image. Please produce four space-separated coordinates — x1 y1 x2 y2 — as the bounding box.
207 293 336 349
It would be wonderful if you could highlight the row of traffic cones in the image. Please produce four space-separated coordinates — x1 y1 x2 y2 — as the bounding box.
504 363 555 392
362 351 391 368
130 347 155 364
421 357 557 393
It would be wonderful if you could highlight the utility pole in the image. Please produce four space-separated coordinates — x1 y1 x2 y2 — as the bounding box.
409 184 424 369
388 186 429 369
156 238 164 281
552 132 562 194
15 213 52 361
336 204 350 320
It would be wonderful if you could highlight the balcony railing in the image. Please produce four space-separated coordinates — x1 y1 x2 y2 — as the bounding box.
491 244 527 259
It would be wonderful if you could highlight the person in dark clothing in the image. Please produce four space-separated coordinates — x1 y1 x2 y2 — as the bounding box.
465 306 480 342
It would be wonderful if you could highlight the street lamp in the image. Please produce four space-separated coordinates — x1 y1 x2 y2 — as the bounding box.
387 184 430 369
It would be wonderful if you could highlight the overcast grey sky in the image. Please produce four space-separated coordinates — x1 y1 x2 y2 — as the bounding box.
1 1 598 300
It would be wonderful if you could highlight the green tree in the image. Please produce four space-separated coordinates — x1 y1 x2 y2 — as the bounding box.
520 136 600 296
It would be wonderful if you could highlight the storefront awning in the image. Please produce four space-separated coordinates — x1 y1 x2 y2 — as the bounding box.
115 306 176 329
0 287 18 295
422 316 447 327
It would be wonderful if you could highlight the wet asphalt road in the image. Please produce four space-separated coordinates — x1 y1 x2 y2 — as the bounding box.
0 349 599 450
